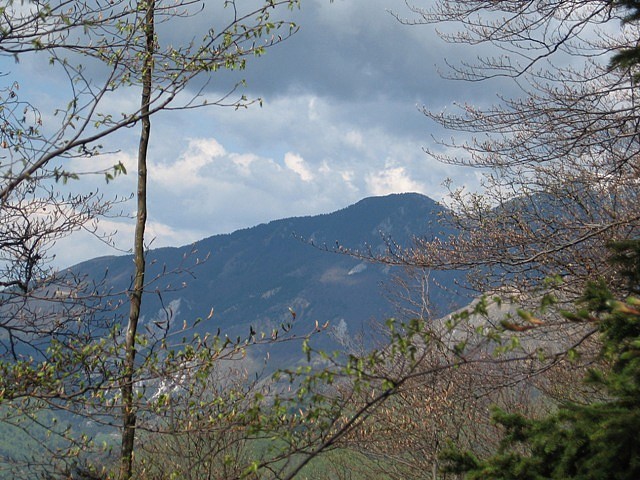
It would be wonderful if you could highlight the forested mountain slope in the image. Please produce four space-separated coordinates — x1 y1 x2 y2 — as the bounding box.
73 193 469 365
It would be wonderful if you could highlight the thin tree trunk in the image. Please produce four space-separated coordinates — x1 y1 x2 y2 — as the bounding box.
119 1 154 478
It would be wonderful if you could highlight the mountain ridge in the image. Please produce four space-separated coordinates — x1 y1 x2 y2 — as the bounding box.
70 193 468 366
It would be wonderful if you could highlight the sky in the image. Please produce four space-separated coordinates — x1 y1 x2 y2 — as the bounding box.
6 0 502 267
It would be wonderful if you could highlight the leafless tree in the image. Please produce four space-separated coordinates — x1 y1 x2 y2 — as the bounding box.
0 1 305 478
383 0 640 297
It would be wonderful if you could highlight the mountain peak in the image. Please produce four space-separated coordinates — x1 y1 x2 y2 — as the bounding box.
71 193 467 369
354 192 437 206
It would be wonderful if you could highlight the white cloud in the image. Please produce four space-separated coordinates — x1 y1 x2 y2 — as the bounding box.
152 138 226 191
284 152 314 182
344 130 364 149
366 166 425 196
230 153 259 177
16 0 491 270
307 97 319 121
49 86 483 266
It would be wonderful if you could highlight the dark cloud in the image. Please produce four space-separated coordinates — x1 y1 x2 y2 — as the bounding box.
18 0 513 266
237 1 444 101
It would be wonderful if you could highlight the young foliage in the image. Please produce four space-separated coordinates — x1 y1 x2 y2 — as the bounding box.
442 241 640 479
0 1 306 478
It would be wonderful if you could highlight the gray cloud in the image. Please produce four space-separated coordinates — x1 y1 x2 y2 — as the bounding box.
14 0 505 266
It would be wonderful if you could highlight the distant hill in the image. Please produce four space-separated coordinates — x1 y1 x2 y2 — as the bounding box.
72 193 470 367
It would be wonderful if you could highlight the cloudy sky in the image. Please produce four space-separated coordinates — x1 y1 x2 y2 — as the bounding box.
10 0 503 266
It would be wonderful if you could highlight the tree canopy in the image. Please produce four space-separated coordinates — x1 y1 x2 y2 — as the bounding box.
442 241 640 479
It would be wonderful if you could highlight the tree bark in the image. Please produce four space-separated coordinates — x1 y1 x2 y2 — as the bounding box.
119 1 154 478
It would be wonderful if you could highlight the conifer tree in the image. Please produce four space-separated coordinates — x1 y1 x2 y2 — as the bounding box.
442 241 640 480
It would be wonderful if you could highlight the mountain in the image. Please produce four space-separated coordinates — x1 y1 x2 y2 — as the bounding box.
72 193 470 367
